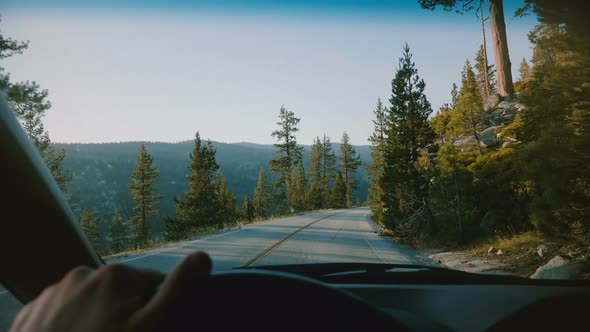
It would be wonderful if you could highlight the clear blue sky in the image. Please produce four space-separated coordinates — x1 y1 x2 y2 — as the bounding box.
1 0 537 145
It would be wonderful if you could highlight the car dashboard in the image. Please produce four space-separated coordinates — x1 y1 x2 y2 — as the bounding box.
338 283 589 331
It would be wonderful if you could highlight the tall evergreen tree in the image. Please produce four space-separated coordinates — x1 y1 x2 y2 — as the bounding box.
450 82 460 109
253 168 272 219
309 137 323 179
128 144 160 247
475 44 496 98
218 177 238 225
110 209 129 253
307 137 325 209
367 98 388 222
431 112 452 145
449 60 487 153
515 5 590 236
269 106 303 206
381 44 436 231
431 85 458 145
308 135 338 209
297 162 308 209
338 132 362 208
518 58 533 82
241 196 255 222
306 181 323 211
286 163 308 211
329 172 347 209
80 210 101 252
477 0 492 98
429 142 478 242
0 22 71 193
164 212 183 241
321 134 338 204
175 132 222 231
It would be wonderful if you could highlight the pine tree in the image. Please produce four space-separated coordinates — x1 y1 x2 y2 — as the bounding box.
450 83 460 109
429 143 478 242
320 134 337 207
431 111 452 144
110 209 129 253
518 58 532 82
306 181 323 211
175 132 222 232
307 137 324 209
286 163 308 211
253 168 272 219
285 166 297 212
339 132 362 208
269 105 303 207
164 212 184 241
431 85 456 145
367 98 388 222
0 23 71 194
241 196 255 222
475 44 496 98
477 0 492 98
449 60 487 153
218 177 237 226
296 162 308 210
322 134 338 193
128 144 160 247
329 172 347 209
381 44 436 230
80 210 101 252
516 11 590 236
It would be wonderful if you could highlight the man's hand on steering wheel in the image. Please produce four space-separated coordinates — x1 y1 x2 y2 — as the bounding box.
10 252 212 332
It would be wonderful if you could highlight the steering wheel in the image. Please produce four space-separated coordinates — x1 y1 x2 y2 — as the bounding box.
159 269 410 331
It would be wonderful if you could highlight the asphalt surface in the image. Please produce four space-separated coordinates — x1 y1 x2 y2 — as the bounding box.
0 208 431 330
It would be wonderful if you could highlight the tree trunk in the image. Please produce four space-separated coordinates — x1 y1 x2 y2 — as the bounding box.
489 0 514 96
480 0 490 97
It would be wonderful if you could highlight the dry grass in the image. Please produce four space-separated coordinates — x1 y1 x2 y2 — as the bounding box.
102 225 227 260
470 231 544 256
467 231 546 277
394 228 588 278
468 231 590 278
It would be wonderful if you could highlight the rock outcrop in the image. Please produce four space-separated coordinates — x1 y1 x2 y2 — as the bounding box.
484 94 501 111
453 135 477 148
488 108 517 126
451 97 526 151
479 126 503 148
530 255 585 279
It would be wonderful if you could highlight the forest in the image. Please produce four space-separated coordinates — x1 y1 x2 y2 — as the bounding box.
58 131 370 251
53 140 371 235
367 0 589 250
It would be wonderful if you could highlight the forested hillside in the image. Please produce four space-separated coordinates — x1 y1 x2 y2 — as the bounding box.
55 141 371 233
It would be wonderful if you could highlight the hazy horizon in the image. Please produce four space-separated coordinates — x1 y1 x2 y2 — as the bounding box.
52 139 371 147
2 0 537 145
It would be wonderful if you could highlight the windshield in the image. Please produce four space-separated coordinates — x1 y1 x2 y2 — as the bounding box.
1 0 588 301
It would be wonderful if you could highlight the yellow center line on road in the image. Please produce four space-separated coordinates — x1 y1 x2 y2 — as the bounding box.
240 211 345 267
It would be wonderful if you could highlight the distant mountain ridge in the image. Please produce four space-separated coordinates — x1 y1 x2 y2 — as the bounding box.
54 141 371 232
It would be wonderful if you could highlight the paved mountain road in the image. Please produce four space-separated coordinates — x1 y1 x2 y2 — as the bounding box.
0 208 431 330
112 207 431 272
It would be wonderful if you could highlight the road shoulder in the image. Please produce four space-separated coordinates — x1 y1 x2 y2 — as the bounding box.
423 249 514 275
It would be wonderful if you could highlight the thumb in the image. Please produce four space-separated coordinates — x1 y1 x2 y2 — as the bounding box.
129 251 212 329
